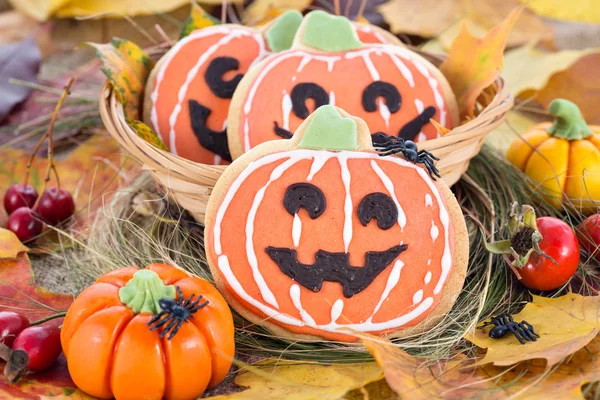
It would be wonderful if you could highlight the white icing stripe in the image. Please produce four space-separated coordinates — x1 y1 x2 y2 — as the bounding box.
330 299 344 324
412 59 447 127
165 28 261 155
246 157 304 308
346 51 380 80
306 156 328 181
282 92 292 130
379 102 390 129
424 271 432 284
290 284 316 325
425 194 433 207
415 99 424 113
430 221 439 242
414 166 451 295
340 157 353 252
329 91 336 106
292 213 302 247
390 54 415 87
213 150 451 332
413 290 424 305
370 160 406 230
370 260 404 318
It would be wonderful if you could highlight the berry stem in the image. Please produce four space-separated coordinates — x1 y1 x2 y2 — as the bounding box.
29 312 67 326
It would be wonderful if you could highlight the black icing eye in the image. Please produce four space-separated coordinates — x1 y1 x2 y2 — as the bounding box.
362 81 401 114
357 193 397 230
204 56 244 99
283 183 326 219
291 83 329 119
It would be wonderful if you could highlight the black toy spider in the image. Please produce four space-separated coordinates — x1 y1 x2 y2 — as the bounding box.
372 133 441 180
478 314 539 345
147 286 209 340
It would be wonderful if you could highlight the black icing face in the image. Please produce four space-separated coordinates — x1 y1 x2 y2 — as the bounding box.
272 80 437 142
188 56 245 162
266 185 408 298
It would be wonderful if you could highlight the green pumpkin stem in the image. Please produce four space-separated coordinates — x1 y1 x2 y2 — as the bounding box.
298 105 358 151
547 99 591 140
119 269 176 314
264 10 303 52
300 10 362 52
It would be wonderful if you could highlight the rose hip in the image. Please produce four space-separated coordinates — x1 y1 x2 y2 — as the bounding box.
0 312 29 348
12 324 61 372
36 187 75 226
3 184 38 215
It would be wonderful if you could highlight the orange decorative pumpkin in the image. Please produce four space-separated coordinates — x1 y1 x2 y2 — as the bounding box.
227 11 458 159
506 99 600 213
206 106 468 342
144 10 396 165
61 264 234 400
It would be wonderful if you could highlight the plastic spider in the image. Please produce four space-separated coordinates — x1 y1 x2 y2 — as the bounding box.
372 133 441 180
147 286 209 340
478 314 539 345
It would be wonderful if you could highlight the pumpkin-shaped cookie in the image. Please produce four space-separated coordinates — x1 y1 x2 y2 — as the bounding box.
227 11 458 160
144 10 398 165
206 105 468 341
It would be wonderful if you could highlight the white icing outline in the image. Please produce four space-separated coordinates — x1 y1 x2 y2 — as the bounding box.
370 160 406 230
292 213 302 247
213 150 451 332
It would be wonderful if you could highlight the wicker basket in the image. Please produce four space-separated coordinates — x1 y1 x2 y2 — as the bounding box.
99 50 513 224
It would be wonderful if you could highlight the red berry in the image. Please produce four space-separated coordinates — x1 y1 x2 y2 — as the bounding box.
0 312 29 348
12 324 61 372
3 184 38 215
7 207 43 243
36 187 75 226
578 214 600 262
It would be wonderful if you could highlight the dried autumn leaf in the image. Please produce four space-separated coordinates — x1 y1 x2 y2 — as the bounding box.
0 229 28 259
242 0 310 25
87 38 154 121
7 0 67 22
380 0 552 48
465 293 600 368
129 120 168 151
0 135 137 229
521 0 600 24
440 5 523 118
485 110 539 152
364 331 600 399
504 45 600 124
180 3 220 39
209 360 383 399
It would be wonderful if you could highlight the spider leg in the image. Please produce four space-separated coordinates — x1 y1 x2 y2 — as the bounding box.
508 323 526 344
187 295 204 310
422 158 441 178
183 293 195 308
159 317 179 339
190 299 210 313
167 320 184 340
423 161 439 181
498 315 508 326
149 314 172 331
520 321 540 340
477 320 493 329
418 149 440 161
516 325 537 343
147 311 167 326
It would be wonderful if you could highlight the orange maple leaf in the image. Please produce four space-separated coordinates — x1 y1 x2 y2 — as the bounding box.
440 5 524 119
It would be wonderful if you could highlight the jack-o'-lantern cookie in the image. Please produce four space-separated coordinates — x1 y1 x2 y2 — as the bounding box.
143 11 303 165
206 105 468 342
227 11 459 160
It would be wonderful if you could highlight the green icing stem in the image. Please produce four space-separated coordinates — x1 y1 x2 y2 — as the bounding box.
119 269 176 314
298 105 358 151
301 10 362 52
265 10 303 52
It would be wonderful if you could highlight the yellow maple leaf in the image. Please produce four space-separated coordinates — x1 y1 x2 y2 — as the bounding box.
465 293 600 368
129 120 168 151
180 3 220 39
0 229 29 259
87 38 154 122
440 5 524 119
209 360 383 399
242 0 310 25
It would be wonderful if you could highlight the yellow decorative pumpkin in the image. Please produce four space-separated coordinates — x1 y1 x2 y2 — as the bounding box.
506 99 600 213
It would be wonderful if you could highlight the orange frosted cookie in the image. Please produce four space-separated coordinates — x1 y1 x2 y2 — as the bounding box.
206 105 468 341
227 11 458 160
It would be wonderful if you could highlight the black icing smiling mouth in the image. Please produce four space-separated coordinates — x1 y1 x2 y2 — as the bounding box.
265 245 408 298
272 80 438 142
